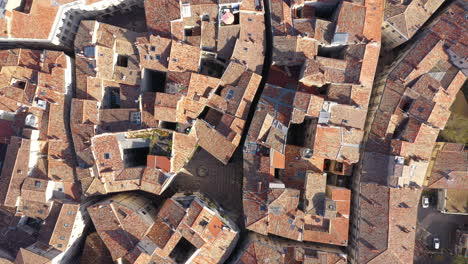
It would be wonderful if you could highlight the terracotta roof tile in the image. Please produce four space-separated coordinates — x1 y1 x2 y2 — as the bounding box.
168 42 201 72
426 143 468 189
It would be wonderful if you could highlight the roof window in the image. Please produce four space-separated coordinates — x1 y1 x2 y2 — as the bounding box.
226 89 235 99
116 55 129 67
104 153 111 159
34 181 42 188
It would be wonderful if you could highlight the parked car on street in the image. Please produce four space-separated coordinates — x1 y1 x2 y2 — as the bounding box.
433 237 440 249
422 196 430 208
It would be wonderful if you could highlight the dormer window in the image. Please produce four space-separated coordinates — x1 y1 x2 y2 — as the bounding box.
150 46 156 52
34 181 42 187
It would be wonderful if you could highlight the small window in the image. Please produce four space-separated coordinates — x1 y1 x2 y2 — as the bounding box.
38 210 43 214
58 188 63 192
59 236 65 240
248 18 253 21
226 89 235 100
116 55 129 67
67 211 73 215
57 244 63 248
24 206 29 210
150 46 156 52
173 58 179 62
144 55 148 60
34 181 42 187
247 33 252 37
156 55 161 60
244 47 248 51
104 153 111 159
150 56 154 60
64 223 70 227
417 107 424 113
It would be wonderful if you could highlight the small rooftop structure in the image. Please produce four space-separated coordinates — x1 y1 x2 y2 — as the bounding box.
88 192 239 264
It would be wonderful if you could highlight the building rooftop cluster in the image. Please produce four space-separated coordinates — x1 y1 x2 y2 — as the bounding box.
381 0 445 49
351 1 467 263
0 0 465 262
0 49 93 263
72 0 265 196
0 0 266 261
232 233 347 264
0 48 79 213
0 0 143 46
87 192 239 264
242 0 382 247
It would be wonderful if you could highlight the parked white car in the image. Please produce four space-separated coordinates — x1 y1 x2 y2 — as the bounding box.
433 237 440 249
422 196 430 208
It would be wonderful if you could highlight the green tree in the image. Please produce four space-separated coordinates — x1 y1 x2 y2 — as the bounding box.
440 113 468 144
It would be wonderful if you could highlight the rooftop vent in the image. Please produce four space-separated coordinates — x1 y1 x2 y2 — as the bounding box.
301 148 313 159
25 114 38 128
